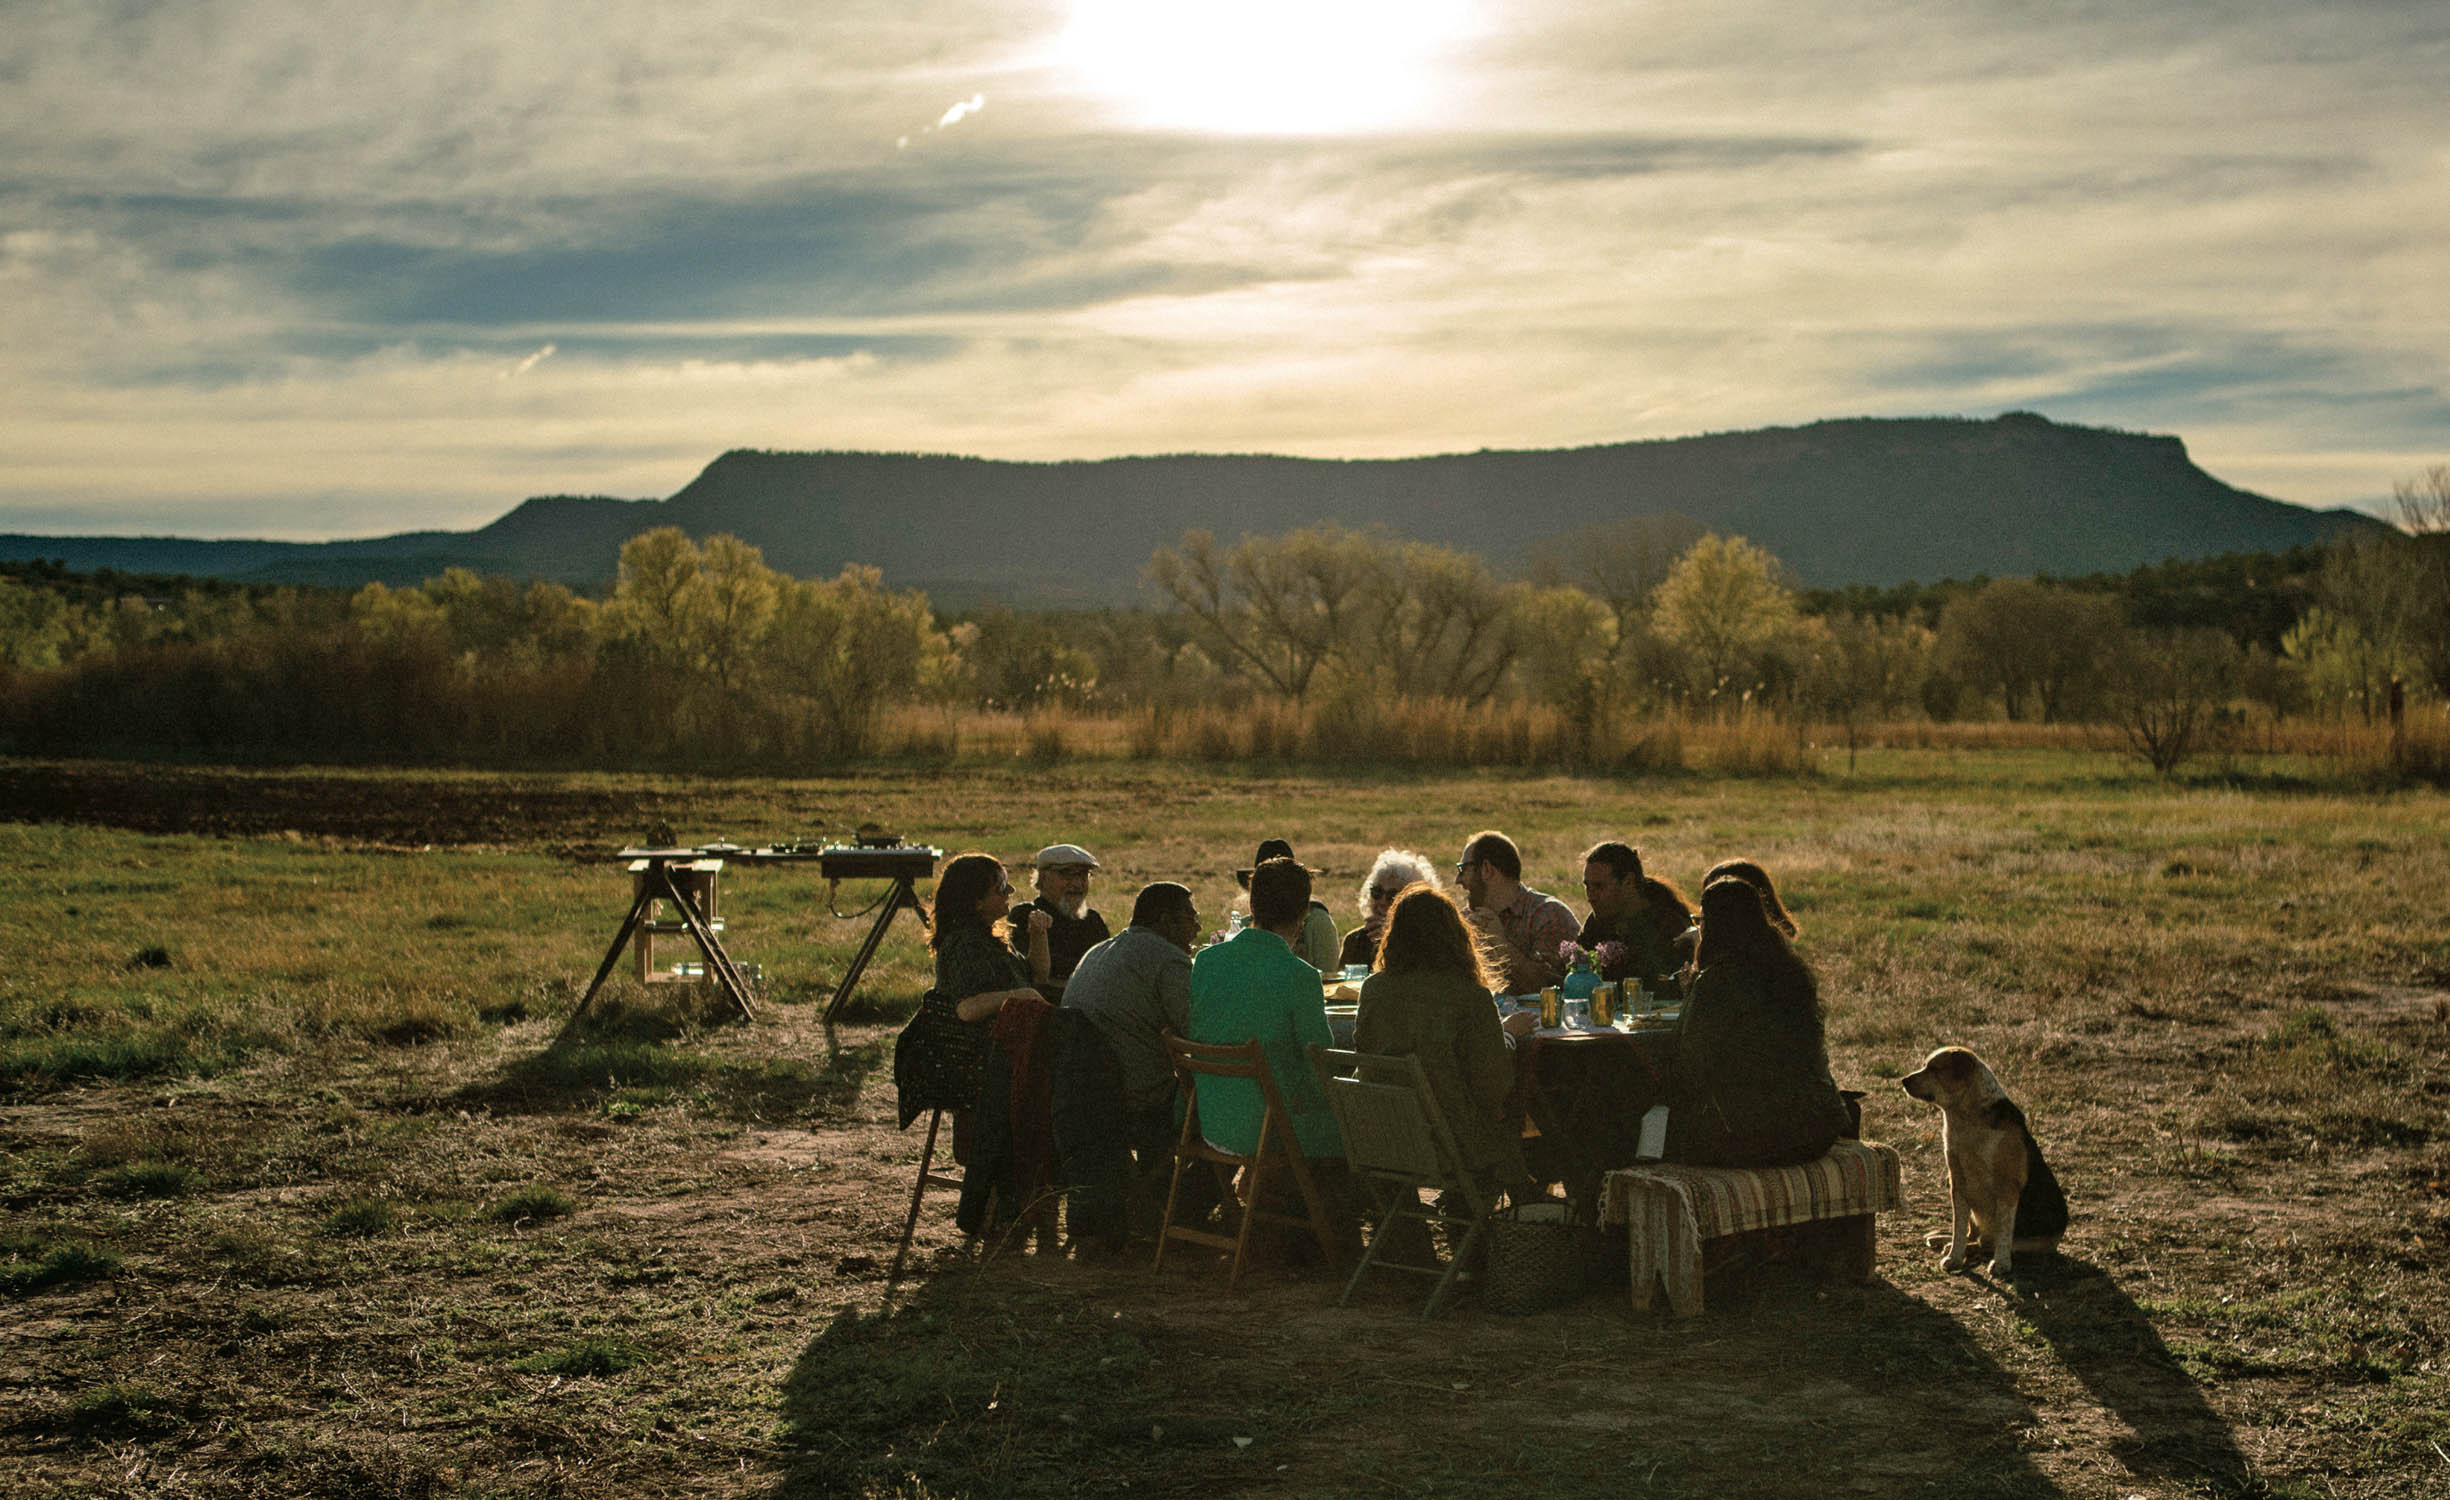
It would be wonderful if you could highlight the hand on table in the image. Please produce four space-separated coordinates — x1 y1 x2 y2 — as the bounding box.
1501 1009 1539 1038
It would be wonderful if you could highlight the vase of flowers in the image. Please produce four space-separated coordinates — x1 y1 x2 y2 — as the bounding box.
1558 942 1600 1001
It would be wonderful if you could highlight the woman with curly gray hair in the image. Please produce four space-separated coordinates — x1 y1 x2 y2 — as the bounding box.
1337 848 1442 971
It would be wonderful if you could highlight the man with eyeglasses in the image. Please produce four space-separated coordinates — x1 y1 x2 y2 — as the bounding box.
1455 830 1578 995
1339 848 1442 971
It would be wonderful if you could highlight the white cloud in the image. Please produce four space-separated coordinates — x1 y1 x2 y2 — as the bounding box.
0 0 2443 536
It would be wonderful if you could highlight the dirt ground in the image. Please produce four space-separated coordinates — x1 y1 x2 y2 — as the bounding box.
4 760 2447 1498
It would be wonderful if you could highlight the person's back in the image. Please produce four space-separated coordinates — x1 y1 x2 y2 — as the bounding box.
1062 884 1200 1115
1355 966 1528 1188
1186 860 1341 1159
1666 879 1847 1167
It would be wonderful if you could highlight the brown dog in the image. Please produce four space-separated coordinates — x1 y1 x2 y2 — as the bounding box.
1900 1046 2068 1276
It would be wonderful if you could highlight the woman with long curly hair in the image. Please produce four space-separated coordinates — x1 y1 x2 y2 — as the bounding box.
1701 857 1800 938
927 852 1044 1022
1354 883 1538 1194
1664 876 1849 1167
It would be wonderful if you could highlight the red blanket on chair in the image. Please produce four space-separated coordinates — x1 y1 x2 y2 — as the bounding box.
991 993 1056 1204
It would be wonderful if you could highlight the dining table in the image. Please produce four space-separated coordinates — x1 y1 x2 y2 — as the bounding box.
1505 1016 1679 1220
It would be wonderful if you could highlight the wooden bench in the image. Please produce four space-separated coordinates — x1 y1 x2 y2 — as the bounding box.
1599 1140 1905 1316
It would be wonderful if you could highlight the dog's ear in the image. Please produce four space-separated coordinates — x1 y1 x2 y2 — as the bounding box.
1985 1097 2028 1131
1932 1047 1979 1081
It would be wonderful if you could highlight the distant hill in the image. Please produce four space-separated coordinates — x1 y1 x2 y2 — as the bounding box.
0 414 2379 605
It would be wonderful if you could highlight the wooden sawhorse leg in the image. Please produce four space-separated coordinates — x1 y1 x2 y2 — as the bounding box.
821 876 930 1025
577 859 758 1021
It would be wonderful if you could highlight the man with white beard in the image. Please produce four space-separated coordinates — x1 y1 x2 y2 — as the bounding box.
1009 843 1112 990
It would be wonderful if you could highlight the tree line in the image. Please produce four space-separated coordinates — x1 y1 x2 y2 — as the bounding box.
2 465 2445 775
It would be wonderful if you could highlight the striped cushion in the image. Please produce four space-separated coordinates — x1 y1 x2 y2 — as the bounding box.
1600 1140 1905 1237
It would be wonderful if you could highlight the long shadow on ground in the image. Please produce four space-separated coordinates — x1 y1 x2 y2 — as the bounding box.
438 997 882 1123
2015 1255 2262 1495
773 1248 2072 1499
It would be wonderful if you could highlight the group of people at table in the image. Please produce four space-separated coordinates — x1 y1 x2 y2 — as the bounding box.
911 830 1852 1246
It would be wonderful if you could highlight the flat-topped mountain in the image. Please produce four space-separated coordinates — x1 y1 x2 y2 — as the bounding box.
1 413 2378 604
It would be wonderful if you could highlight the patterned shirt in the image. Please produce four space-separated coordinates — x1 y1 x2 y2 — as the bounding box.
1485 885 1580 995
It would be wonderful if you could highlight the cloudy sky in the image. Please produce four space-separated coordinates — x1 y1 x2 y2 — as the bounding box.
3 0 2444 538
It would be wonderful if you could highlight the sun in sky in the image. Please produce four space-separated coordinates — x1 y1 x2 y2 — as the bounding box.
1052 0 1481 134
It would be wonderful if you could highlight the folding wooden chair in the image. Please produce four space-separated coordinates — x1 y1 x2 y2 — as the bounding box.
1153 1032 1343 1291
1310 1045 1498 1318
892 1106 968 1276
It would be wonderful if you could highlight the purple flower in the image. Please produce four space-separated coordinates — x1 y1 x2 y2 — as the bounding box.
1595 940 1631 971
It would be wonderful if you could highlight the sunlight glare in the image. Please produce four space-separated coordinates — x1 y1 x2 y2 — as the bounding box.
1056 0 1478 135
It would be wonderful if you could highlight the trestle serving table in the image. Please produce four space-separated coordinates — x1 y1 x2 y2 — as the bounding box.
576 842 940 1023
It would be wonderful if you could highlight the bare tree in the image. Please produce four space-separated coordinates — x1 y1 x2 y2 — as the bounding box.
2107 626 2242 777
2394 463 2450 534
1147 526 1383 701
1937 579 2123 722
1802 611 1932 769
2389 464 2450 697
1526 513 1706 653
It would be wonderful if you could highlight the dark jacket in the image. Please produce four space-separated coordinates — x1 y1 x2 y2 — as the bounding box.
1665 960 1849 1168
957 1005 1132 1243
1008 898 1111 984
1577 906 1678 987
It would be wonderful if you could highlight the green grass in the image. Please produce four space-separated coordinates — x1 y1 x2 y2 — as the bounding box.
59 1381 186 1439
1 755 2446 1499
1 1234 124 1296
319 1196 399 1238
94 1158 203 1196
488 1184 576 1223
512 1335 649 1377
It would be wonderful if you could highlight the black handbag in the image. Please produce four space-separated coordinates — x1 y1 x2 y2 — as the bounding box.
893 989 987 1128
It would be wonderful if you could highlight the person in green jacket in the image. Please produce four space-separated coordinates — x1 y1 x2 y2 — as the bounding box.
1354 884 1539 1198
1189 856 1343 1162
1665 876 1850 1168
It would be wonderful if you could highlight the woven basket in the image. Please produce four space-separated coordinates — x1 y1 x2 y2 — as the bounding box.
1482 1203 1593 1315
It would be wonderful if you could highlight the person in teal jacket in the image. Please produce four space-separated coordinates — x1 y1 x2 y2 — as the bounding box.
1188 856 1343 1161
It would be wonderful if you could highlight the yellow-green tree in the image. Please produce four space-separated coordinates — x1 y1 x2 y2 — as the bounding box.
762 565 940 758
1648 533 1800 708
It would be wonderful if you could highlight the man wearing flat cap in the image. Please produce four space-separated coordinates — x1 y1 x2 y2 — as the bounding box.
1011 843 1112 990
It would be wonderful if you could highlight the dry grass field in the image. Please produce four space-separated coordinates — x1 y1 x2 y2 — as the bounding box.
2 753 2447 1499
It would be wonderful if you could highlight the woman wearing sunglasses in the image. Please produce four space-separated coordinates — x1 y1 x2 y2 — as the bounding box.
1338 848 1443 972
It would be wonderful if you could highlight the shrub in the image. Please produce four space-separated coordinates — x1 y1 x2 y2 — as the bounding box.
96 1160 203 1197
488 1185 576 1224
513 1336 647 1377
319 1197 398 1239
